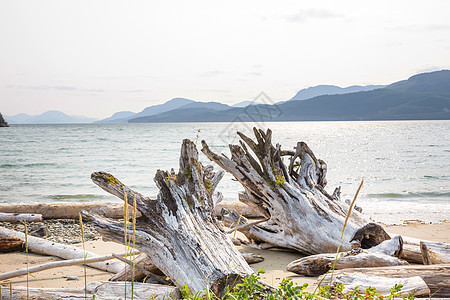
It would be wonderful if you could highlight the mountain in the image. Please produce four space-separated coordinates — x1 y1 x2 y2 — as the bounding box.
95 111 136 123
130 70 450 123
289 84 386 101
5 110 97 124
97 97 195 123
128 101 233 123
178 101 231 111
386 70 450 93
232 101 263 107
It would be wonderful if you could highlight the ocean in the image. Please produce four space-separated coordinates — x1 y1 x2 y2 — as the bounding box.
0 120 449 224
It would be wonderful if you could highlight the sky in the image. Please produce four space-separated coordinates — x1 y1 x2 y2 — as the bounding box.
1 0 449 119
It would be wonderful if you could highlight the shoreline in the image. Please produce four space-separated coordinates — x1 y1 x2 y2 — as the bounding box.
0 221 448 292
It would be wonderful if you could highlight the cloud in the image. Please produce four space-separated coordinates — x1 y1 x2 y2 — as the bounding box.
389 24 450 32
5 85 104 93
121 89 152 93
198 70 224 77
246 72 263 76
286 8 344 23
414 65 446 74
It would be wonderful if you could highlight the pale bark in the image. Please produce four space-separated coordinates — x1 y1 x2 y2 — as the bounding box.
400 236 450 264
0 212 42 222
419 241 450 264
0 227 133 273
201 128 385 255
318 264 450 298
286 236 407 276
0 202 128 219
0 281 179 300
332 274 429 297
0 251 137 281
0 201 260 220
83 139 253 296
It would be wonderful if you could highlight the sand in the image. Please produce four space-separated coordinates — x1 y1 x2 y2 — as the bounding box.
0 222 448 293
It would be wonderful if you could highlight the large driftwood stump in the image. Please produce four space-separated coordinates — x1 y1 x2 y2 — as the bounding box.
82 139 253 296
201 128 386 255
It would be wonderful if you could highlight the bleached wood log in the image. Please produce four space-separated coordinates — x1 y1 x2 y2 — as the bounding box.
399 236 450 264
0 251 137 281
83 139 253 296
419 241 450 264
286 236 407 276
0 227 136 273
0 238 23 253
0 212 42 222
0 201 260 220
318 264 450 298
201 128 388 255
401 244 425 264
332 274 429 297
0 202 128 219
0 281 179 300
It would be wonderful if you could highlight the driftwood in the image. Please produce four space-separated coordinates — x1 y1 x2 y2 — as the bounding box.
0 227 134 273
83 139 253 296
0 203 128 219
0 201 261 220
0 251 137 281
0 281 179 299
110 251 264 283
331 274 429 297
201 128 387 255
109 252 164 282
318 264 450 298
399 236 450 264
0 212 42 222
286 236 407 276
0 238 23 253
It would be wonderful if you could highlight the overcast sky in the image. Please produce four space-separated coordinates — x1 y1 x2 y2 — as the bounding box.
1 0 449 118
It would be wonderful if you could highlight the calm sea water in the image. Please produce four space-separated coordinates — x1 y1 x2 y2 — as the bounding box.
0 121 449 224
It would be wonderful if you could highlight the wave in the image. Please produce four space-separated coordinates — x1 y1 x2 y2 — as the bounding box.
366 191 450 199
49 194 107 201
0 163 57 169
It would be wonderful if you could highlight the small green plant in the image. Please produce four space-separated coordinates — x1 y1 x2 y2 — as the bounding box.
275 174 285 187
165 173 177 181
195 129 201 145
24 220 29 300
156 272 416 300
79 213 88 300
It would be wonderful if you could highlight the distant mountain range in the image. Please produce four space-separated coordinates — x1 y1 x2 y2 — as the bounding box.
4 70 449 124
4 110 98 124
289 84 386 101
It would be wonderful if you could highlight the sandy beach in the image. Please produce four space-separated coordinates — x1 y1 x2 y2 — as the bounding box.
0 221 448 293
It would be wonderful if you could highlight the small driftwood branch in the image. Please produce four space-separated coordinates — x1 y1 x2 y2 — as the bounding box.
0 227 126 273
0 212 42 223
0 251 139 281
